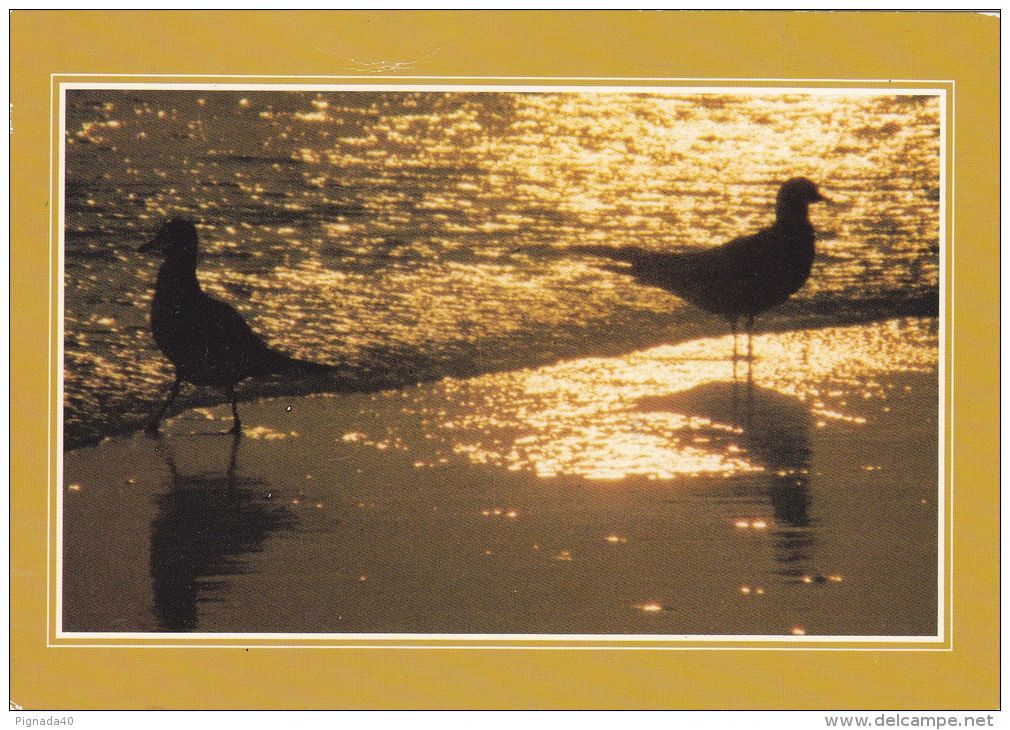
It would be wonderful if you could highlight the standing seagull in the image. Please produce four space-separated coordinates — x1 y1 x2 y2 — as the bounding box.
139 219 335 435
574 178 833 344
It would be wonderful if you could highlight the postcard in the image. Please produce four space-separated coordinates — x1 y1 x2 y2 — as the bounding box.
10 10 999 710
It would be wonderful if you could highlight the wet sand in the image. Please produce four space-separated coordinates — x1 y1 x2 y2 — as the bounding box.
61 318 939 636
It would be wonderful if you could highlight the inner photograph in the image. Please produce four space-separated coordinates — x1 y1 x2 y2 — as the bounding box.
60 87 941 636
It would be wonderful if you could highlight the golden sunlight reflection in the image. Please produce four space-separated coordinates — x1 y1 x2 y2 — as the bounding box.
734 519 770 531
636 602 664 613
802 574 844 585
242 425 299 441
63 92 940 450
62 91 942 636
481 507 519 519
398 318 937 482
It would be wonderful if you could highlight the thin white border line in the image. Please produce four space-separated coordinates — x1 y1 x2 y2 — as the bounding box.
947 82 956 650
50 75 953 650
52 73 958 83
937 87 947 644
55 85 67 638
47 74 54 643
53 631 944 642
43 646 949 654
57 82 950 97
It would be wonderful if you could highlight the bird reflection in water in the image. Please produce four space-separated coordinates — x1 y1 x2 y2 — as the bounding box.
638 378 814 570
148 434 296 631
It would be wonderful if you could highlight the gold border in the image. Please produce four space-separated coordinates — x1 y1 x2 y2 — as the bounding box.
12 10 997 709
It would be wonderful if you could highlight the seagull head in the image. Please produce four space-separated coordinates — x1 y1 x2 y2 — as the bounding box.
779 178 831 204
776 178 837 220
139 219 199 258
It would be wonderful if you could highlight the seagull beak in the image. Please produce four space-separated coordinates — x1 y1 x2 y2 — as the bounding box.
818 193 844 208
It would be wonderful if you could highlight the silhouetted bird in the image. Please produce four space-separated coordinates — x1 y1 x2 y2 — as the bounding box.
139 219 335 435
574 178 832 336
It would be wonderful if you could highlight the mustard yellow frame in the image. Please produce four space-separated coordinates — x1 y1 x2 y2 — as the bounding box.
11 10 998 709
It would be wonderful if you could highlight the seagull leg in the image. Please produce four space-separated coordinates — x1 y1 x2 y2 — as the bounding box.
745 316 755 364
226 385 242 435
730 318 740 421
730 319 739 382
745 317 755 423
145 377 181 436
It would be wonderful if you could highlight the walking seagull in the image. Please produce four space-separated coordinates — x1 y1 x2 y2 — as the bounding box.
573 178 833 344
139 219 335 435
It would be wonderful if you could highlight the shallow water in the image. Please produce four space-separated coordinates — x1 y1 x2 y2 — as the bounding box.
62 319 938 636
63 89 940 446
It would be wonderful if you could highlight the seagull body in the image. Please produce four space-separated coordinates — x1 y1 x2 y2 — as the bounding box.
574 178 830 331
140 219 333 435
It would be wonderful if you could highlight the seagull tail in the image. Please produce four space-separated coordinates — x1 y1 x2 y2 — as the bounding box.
250 346 341 378
570 244 662 266
571 244 694 293
269 352 402 394
571 244 636 260
276 355 342 376
571 244 677 276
